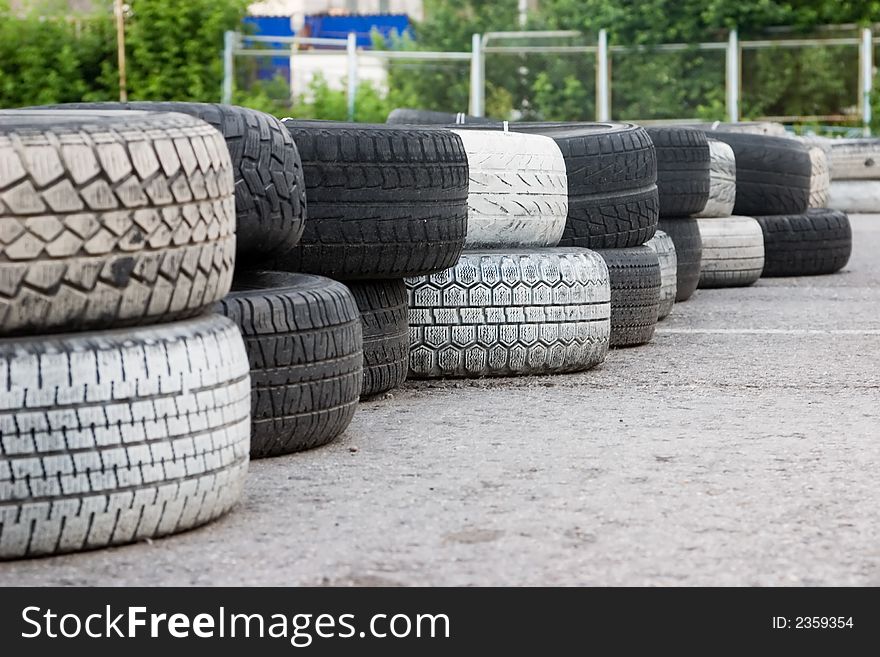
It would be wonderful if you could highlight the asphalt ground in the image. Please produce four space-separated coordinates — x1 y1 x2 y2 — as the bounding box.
2 215 879 586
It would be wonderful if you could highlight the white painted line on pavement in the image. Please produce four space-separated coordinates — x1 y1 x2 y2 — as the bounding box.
657 328 880 335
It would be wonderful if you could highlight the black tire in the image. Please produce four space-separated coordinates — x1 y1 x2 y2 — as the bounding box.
645 127 710 217
595 246 661 348
279 121 469 280
387 108 493 125
698 132 811 215
511 123 659 249
217 272 363 457
346 280 409 398
0 109 235 336
658 217 702 301
35 102 307 262
0 315 250 560
755 209 852 277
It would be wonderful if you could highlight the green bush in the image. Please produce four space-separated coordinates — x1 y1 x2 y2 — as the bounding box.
235 73 396 122
2 0 879 127
0 0 248 108
0 1 116 107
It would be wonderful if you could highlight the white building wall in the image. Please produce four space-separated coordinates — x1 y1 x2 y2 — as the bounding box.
291 52 388 99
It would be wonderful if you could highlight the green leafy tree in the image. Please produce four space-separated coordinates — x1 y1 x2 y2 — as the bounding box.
0 1 116 107
125 0 249 101
397 0 880 123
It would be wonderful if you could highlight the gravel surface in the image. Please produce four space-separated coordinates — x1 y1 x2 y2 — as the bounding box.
2 215 879 587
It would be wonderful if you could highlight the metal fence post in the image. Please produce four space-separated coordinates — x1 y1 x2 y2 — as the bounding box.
347 32 358 121
726 28 739 122
470 33 484 117
596 29 610 121
861 27 873 135
222 31 235 105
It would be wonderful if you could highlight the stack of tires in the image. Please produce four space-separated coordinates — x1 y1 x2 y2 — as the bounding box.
693 128 851 281
53 103 377 459
0 109 251 559
753 138 851 279
272 121 471 389
516 123 662 349
686 132 768 287
645 126 710 308
826 139 880 213
688 134 765 289
405 126 612 377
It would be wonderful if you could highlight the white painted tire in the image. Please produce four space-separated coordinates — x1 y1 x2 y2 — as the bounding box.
646 230 677 320
695 139 736 218
407 248 610 378
0 315 251 560
808 146 830 208
697 216 765 288
0 110 236 336
452 129 568 248
828 180 880 213
826 139 880 180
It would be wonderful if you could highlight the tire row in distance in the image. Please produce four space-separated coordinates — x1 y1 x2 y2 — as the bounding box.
696 139 736 218
678 121 788 137
697 216 765 288
644 127 710 217
658 218 703 301
755 209 852 277
217 272 363 457
824 139 880 180
596 247 662 347
406 249 611 378
277 120 469 280
0 315 251 560
451 128 568 248
0 109 236 335
36 102 307 262
510 123 660 249
646 231 677 320
387 108 493 125
693 131 811 216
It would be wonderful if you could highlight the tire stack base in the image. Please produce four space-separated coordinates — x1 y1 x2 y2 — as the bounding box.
0 108 248 560
755 209 852 277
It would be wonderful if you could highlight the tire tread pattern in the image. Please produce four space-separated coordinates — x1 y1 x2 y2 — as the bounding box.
658 218 702 302
406 249 611 378
0 315 251 560
347 279 409 398
596 247 661 347
645 127 711 217
755 209 851 277
278 121 469 280
646 231 677 320
0 111 235 335
218 272 363 457
697 216 765 288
